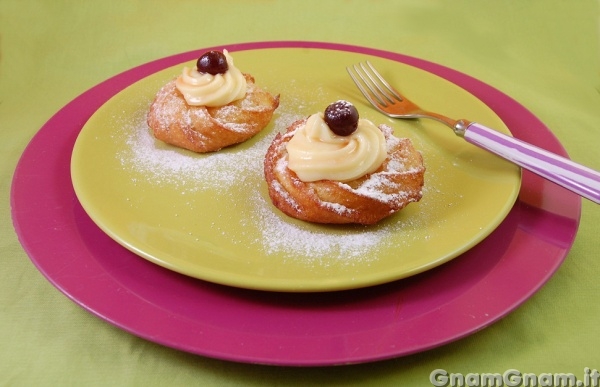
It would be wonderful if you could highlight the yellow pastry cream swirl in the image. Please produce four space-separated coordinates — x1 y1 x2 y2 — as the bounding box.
175 49 246 107
286 113 387 182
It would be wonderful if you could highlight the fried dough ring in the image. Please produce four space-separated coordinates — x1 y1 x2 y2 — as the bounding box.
147 74 279 153
264 118 425 225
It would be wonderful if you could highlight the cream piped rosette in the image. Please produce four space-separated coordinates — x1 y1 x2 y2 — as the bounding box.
285 113 387 182
175 50 246 107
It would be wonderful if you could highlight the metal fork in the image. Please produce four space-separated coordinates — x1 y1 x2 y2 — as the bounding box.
347 61 600 204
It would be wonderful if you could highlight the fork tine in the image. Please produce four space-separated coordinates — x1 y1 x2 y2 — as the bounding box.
347 64 386 109
361 61 403 102
355 63 395 106
347 61 403 112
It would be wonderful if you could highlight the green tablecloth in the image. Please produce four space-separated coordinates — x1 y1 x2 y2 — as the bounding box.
2 1 599 385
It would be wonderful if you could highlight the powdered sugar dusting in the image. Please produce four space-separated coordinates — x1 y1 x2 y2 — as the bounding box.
119 106 272 191
251 191 394 260
114 94 435 265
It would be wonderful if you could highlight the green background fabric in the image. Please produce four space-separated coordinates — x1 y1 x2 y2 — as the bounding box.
1 1 599 385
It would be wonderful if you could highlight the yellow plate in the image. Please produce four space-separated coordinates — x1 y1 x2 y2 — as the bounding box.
71 48 520 292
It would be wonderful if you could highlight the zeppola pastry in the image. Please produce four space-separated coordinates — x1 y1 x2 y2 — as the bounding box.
147 50 279 153
264 100 425 225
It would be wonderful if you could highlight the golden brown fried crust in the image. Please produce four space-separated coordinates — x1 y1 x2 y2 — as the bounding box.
147 74 279 153
264 118 425 225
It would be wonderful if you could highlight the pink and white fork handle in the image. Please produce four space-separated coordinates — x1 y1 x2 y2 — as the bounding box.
462 122 600 204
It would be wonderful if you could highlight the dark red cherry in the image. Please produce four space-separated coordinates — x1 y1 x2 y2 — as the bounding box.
196 51 228 75
324 100 359 136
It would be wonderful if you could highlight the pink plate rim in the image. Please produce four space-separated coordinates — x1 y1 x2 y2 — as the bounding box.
10 41 581 366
